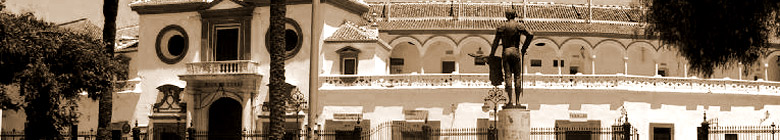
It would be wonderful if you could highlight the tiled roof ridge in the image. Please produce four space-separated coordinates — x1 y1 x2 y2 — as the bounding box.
325 21 379 42
130 0 207 6
383 18 636 25
346 21 378 38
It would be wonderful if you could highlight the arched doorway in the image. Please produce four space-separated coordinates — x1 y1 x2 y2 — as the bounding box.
209 98 242 140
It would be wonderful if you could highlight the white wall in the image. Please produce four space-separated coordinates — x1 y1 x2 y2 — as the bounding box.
319 87 780 140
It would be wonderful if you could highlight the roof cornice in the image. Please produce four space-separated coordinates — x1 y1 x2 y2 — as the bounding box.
133 0 368 15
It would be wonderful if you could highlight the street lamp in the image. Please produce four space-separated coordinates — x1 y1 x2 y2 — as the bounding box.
483 86 507 129
287 87 309 137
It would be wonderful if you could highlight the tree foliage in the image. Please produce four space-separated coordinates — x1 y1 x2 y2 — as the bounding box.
0 8 121 139
645 0 780 77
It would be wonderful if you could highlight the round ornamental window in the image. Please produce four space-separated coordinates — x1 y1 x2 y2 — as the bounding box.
156 25 189 64
266 18 303 60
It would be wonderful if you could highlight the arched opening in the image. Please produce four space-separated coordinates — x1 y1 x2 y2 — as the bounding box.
457 39 491 73
525 39 559 74
560 43 592 75
209 98 242 140
422 41 456 73
390 42 421 74
594 41 625 74
626 43 656 76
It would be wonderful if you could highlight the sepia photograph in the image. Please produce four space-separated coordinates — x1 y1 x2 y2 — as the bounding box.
1 0 780 139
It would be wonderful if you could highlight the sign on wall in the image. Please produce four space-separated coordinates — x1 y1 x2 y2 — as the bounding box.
570 112 588 120
333 113 363 121
404 110 429 121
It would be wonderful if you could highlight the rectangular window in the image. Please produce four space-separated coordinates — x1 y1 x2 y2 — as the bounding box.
442 61 455 73
390 58 404 65
724 134 737 140
570 66 579 74
553 60 558 67
560 60 564 67
215 27 239 61
531 59 542 67
658 69 666 77
653 127 672 140
343 58 357 75
390 58 404 74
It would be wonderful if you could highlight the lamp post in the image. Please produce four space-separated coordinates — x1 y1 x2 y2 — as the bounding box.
482 86 507 129
288 87 309 138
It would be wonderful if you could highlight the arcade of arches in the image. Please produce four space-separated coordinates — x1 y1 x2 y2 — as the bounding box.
384 35 780 80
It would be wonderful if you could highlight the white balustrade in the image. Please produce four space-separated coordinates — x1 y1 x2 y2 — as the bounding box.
320 74 780 95
186 60 259 75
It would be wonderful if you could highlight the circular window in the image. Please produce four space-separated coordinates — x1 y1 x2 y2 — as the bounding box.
266 18 303 60
156 25 189 64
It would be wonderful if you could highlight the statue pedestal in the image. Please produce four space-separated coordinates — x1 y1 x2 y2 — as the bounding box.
498 105 530 140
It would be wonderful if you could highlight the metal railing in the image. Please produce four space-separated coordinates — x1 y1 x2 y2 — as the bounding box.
531 126 638 140
180 122 643 140
321 74 780 95
708 125 778 140
185 60 259 75
0 130 98 140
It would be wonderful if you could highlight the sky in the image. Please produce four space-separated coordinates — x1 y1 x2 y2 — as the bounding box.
4 0 139 28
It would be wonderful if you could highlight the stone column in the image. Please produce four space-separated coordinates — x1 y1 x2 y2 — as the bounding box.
623 57 628 75
738 62 743 80
654 62 659 76
765 63 769 81
498 106 530 140
591 55 596 74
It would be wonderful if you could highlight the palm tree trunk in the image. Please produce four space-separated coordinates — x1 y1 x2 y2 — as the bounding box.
269 0 288 139
99 0 118 140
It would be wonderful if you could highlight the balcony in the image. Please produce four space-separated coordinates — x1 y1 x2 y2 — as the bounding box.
179 60 262 82
320 74 780 95
185 60 259 75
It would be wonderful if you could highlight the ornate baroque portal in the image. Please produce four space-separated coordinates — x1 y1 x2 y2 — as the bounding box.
149 84 187 140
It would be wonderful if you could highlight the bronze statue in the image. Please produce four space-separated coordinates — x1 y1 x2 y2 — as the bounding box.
487 10 534 106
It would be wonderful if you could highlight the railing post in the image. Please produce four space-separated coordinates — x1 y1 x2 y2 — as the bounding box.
623 122 631 140
71 124 79 140
132 127 140 140
187 128 194 140
771 122 776 140
422 125 431 140
488 126 497 140
353 125 362 140
698 120 709 140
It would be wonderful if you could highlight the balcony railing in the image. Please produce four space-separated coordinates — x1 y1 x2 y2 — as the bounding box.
320 74 780 95
186 60 259 75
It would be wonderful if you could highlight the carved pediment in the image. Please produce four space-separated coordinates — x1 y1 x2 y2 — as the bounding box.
154 84 186 113
205 0 249 10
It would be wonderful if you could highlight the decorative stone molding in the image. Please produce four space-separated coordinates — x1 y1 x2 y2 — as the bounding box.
155 25 189 64
153 85 186 113
321 74 780 95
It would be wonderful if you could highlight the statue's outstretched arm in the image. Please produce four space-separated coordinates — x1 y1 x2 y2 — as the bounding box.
490 29 502 57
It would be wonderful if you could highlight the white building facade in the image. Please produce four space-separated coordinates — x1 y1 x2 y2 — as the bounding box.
5 0 780 140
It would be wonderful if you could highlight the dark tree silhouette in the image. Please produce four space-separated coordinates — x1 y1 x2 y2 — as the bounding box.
644 0 780 77
269 0 288 139
99 0 118 139
0 11 120 139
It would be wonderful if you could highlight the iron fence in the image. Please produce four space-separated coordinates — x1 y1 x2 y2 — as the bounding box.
0 130 98 140
708 125 778 140
180 126 644 140
531 126 639 140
